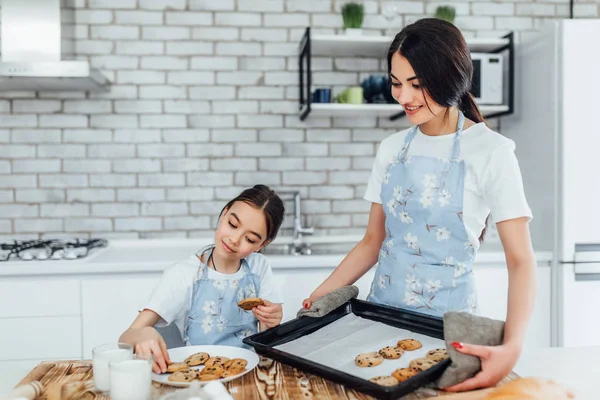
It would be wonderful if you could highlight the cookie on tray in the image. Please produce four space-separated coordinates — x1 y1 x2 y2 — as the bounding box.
426 348 449 362
168 370 197 382
397 338 423 351
369 375 400 386
238 297 264 310
355 352 384 368
378 346 404 360
185 351 210 366
391 367 420 383
166 362 190 373
204 356 229 368
409 357 438 371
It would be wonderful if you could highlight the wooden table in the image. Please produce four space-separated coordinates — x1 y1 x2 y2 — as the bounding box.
17 358 517 400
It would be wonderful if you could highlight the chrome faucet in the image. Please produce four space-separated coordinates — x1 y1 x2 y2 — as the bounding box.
278 190 314 254
291 191 314 241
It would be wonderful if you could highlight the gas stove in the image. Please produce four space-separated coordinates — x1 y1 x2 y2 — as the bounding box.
0 239 108 262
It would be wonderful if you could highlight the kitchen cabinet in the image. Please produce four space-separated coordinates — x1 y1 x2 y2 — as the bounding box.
0 257 551 374
272 267 375 323
475 262 551 349
81 274 161 358
561 264 600 347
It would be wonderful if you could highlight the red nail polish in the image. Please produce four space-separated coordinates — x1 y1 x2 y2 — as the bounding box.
304 303 309 309
451 342 463 350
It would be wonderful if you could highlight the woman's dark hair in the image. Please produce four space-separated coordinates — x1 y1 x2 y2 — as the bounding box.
388 18 489 241
387 18 485 125
220 184 285 243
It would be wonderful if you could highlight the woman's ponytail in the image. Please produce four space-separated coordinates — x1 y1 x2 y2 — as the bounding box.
459 92 485 124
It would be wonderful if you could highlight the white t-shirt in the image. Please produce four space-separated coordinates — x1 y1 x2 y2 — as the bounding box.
142 251 283 339
364 122 532 251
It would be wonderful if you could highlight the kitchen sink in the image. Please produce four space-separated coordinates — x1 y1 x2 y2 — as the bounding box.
262 242 356 256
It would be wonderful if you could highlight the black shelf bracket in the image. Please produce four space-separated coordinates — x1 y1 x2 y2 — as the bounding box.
299 27 311 121
485 31 514 119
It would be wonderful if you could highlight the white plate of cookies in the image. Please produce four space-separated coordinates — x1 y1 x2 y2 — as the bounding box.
152 345 259 387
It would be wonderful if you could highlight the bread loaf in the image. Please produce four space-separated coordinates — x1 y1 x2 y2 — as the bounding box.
485 377 575 400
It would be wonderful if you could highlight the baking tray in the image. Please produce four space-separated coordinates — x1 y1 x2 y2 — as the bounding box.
243 298 451 399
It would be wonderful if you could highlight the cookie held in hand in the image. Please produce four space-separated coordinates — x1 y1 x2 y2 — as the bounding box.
238 297 264 310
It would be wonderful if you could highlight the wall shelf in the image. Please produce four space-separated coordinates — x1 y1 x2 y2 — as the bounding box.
310 34 510 57
298 27 515 121
301 103 510 119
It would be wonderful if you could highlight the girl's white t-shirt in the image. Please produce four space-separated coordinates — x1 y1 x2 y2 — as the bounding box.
142 251 282 339
364 122 532 251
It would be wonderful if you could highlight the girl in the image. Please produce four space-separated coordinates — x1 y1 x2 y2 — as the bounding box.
303 19 536 392
120 185 285 373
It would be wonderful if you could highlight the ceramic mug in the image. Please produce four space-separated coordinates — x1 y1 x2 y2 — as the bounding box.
336 86 364 104
312 88 331 103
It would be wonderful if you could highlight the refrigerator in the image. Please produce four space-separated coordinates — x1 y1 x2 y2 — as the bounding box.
501 19 600 347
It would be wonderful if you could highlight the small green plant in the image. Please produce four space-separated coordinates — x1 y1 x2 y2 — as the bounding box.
435 5 456 24
342 2 364 29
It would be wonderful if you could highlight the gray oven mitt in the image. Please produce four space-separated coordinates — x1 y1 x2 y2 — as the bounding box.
435 311 505 389
296 285 359 318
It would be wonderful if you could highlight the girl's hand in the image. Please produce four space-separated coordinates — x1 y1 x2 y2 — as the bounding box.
252 299 282 330
444 341 521 392
133 327 172 374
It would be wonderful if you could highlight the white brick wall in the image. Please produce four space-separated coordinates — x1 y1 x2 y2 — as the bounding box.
2 0 596 238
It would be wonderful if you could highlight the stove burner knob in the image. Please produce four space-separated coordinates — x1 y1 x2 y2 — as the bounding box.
20 252 33 261
36 252 49 260
64 251 78 260
51 250 64 260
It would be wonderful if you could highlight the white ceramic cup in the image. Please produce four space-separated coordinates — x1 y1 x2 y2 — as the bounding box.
91 342 133 392
109 353 153 400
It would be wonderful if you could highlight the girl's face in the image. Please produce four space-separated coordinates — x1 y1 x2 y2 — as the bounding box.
390 52 444 125
214 201 268 261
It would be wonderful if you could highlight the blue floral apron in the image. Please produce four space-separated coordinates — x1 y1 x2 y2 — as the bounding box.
184 246 260 348
367 112 478 317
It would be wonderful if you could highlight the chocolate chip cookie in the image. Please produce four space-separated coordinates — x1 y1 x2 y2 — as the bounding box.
397 338 423 351
378 346 404 359
166 362 189 373
238 297 264 310
200 365 224 378
204 356 229 368
184 351 210 366
425 348 449 362
354 352 384 368
391 367 420 383
369 375 400 386
223 358 247 372
409 357 438 371
167 369 197 382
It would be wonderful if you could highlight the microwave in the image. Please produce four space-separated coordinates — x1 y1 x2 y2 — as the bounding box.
470 53 503 105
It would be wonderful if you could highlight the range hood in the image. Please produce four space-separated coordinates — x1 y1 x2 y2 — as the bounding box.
0 0 110 92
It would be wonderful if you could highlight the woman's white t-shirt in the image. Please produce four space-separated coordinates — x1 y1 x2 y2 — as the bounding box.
142 251 283 339
364 122 532 251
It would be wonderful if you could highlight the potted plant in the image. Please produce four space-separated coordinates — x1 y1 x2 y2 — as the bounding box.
342 2 364 36
435 5 456 24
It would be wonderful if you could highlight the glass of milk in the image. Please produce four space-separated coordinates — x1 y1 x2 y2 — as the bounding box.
109 352 153 400
92 343 133 392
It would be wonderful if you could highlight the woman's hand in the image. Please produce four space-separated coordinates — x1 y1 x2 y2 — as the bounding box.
252 299 283 330
132 327 171 374
444 341 522 392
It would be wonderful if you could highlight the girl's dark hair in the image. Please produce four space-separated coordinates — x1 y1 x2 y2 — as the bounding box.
220 185 285 243
387 18 485 125
387 18 489 242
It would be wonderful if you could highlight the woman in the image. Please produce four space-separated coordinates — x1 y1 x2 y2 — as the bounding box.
303 19 536 392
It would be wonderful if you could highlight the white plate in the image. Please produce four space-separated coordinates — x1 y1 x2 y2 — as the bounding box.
152 345 259 388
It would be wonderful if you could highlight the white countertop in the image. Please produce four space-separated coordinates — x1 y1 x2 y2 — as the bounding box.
515 346 599 400
0 237 553 277
0 346 594 398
